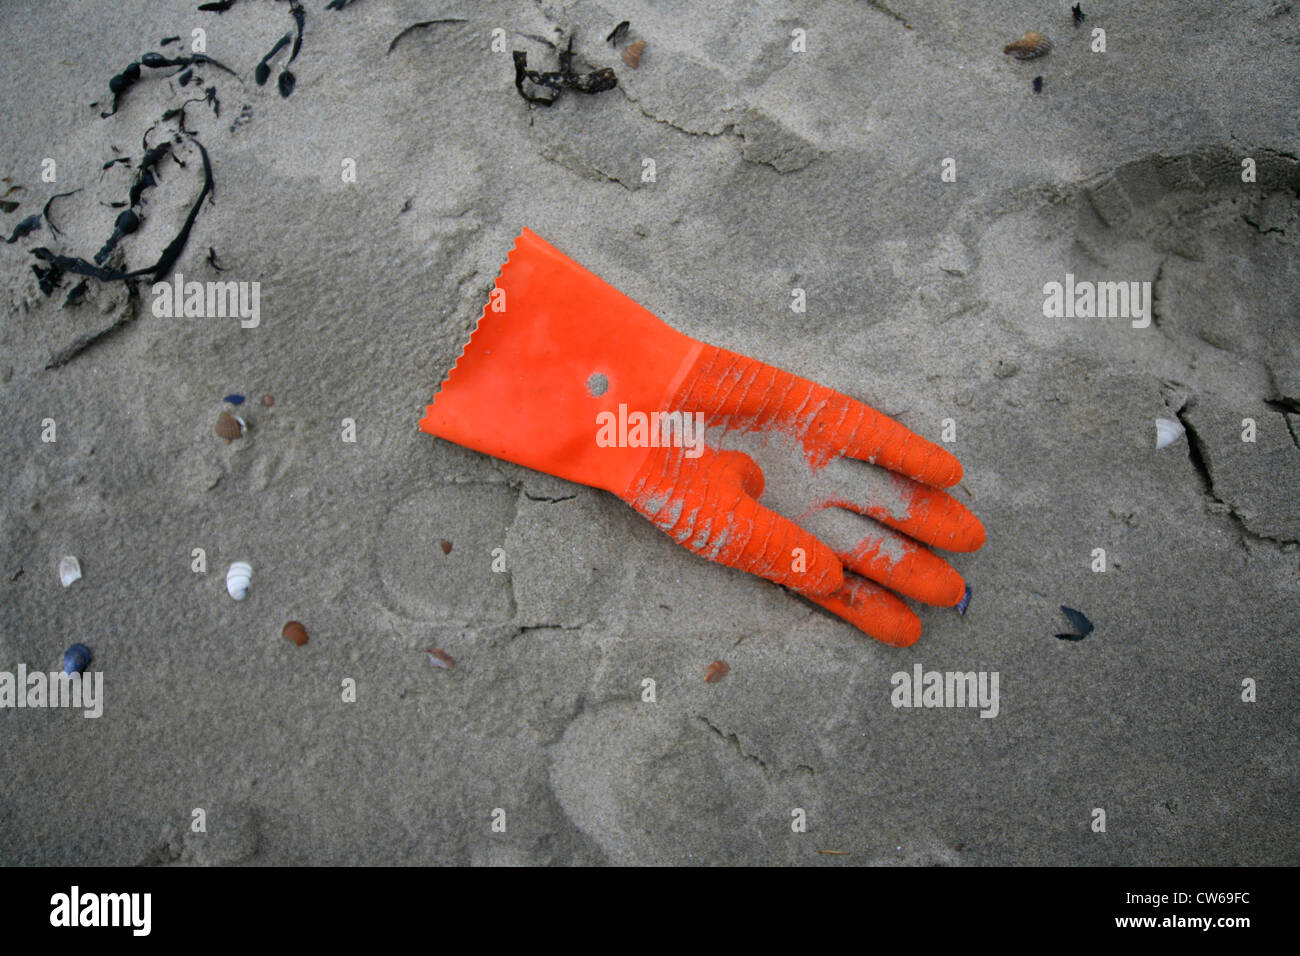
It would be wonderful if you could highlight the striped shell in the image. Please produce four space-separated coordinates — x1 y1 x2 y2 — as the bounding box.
621 40 646 69
1155 418 1185 449
216 411 245 441
226 561 252 600
1004 31 1052 59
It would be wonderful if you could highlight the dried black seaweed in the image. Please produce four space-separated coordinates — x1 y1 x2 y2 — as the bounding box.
33 261 63 296
289 1 305 62
155 53 239 78
128 142 171 207
101 62 142 117
5 214 41 244
31 139 213 285
101 52 238 117
94 209 141 264
513 38 617 106
606 21 630 46
251 2 305 96
41 190 80 238
64 280 89 305
197 1 237 12
1072 4 1086 26
256 34 291 85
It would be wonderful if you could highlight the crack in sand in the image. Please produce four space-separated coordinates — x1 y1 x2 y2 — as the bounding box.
696 714 770 772
695 715 820 778
620 98 821 173
863 0 912 28
1241 215 1289 240
523 492 578 503
1177 402 1300 548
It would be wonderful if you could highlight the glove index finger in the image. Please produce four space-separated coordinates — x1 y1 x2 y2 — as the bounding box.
678 346 963 488
826 398 963 489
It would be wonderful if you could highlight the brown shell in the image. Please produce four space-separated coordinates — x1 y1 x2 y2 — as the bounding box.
425 648 455 670
1003 31 1052 59
704 659 730 683
439 540 453 555
215 411 244 441
621 40 645 69
282 621 309 646
261 394 275 407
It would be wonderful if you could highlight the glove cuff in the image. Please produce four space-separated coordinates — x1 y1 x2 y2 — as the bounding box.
419 229 703 493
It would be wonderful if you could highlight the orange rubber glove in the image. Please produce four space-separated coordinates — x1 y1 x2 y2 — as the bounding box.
419 229 985 646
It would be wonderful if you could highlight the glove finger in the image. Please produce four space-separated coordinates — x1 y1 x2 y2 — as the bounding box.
801 507 968 606
624 446 844 595
816 456 985 553
804 574 922 647
680 345 963 488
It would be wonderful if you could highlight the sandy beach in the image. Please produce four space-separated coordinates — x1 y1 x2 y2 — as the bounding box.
1 0 1296 865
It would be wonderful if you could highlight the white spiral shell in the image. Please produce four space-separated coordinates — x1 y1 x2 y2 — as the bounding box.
226 561 253 600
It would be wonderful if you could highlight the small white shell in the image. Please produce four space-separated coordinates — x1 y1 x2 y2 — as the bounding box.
58 555 82 588
226 560 253 600
1155 417 1185 449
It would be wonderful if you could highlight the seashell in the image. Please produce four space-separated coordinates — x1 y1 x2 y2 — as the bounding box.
226 561 252 600
58 555 82 588
63 643 91 675
223 393 245 405
1055 605 1094 641
1003 31 1052 59
621 40 646 69
282 621 308 646
704 659 729 683
439 540 453 555
955 584 972 616
425 648 455 670
1155 417 1185 449
261 394 274 407
215 411 245 441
